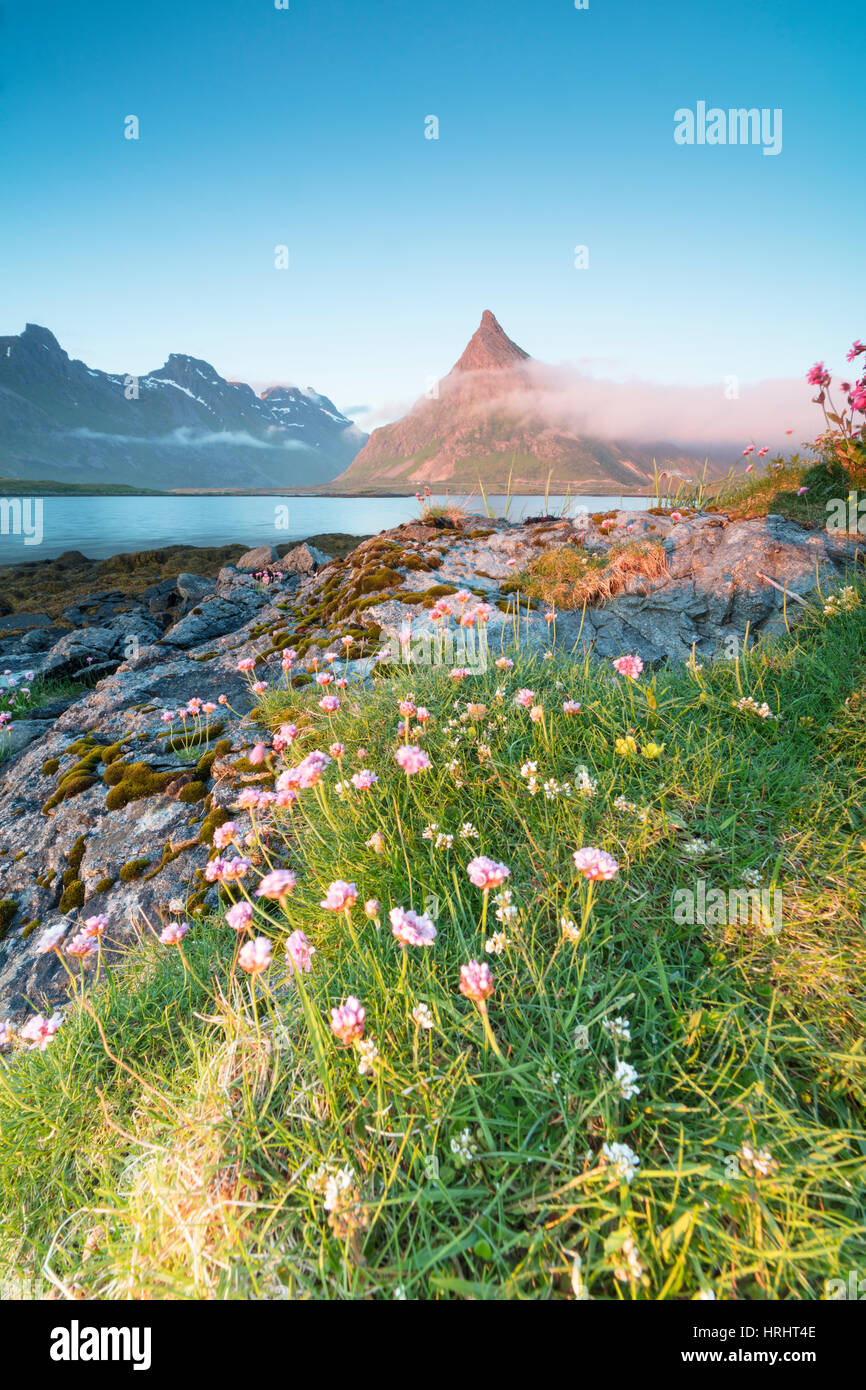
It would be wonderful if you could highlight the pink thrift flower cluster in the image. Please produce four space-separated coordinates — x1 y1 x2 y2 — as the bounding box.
459 960 494 1003
331 996 366 1044
612 654 644 680
466 856 510 890
573 847 619 881
389 906 437 947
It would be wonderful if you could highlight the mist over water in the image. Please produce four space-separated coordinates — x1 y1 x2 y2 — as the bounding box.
0 493 654 565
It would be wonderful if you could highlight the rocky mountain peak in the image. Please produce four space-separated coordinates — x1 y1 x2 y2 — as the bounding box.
450 310 530 374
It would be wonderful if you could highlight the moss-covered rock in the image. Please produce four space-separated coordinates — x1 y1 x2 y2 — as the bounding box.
177 780 207 803
0 899 19 940
58 880 85 912
119 858 151 882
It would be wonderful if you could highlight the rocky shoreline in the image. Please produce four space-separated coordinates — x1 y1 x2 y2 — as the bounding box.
0 506 856 1018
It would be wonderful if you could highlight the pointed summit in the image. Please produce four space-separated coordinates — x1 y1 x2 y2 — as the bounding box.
450 310 530 374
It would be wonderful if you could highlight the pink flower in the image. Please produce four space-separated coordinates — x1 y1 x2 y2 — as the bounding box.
806 361 831 388
205 856 227 882
398 699 417 717
449 667 470 681
459 960 494 1003
364 898 380 918
797 486 808 496
390 906 437 947
466 856 510 890
319 695 340 713
495 657 514 670
757 447 769 458
351 769 378 790
256 869 297 899
66 930 97 957
415 706 430 723
272 722 298 751
225 902 254 932
395 745 431 775
285 929 315 974
514 688 535 708
573 847 619 880
82 914 108 938
160 921 189 946
320 879 358 912
249 743 267 765
669 510 682 522
612 654 644 680
221 857 252 881
742 445 755 457
213 821 238 849
529 704 544 723
330 995 365 1045
454 589 472 603
846 340 864 362
329 742 345 759
19 1012 63 1051
35 923 66 955
237 658 255 672
473 603 493 622
235 789 263 809
238 936 272 974
562 700 581 715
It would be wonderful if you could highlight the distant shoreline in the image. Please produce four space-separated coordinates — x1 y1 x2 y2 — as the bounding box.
0 481 656 500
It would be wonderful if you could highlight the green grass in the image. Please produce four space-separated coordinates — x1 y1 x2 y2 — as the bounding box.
1 574 865 1299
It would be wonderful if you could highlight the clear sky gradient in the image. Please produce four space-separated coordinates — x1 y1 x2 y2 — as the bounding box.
2 0 863 429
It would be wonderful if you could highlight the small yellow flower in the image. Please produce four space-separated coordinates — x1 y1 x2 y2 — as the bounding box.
640 742 665 759
614 735 637 757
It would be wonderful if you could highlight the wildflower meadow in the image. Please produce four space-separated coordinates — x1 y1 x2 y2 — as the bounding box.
1 555 865 1301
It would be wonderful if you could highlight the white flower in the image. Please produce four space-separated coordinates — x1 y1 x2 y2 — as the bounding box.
561 916 582 943
573 1024 590 1052
574 766 597 798
357 1039 379 1076
484 932 509 955
412 1002 434 1030
450 1127 478 1164
601 1141 640 1183
613 1236 644 1283
602 1015 631 1044
614 1059 640 1099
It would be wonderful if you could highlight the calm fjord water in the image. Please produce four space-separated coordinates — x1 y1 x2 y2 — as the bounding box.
0 493 653 565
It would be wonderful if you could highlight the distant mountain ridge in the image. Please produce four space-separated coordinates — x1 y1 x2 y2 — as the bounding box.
333 311 710 494
0 324 367 489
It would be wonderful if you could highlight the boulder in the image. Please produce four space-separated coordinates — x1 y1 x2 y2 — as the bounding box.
161 592 264 648
0 612 54 632
0 720 49 757
176 572 216 602
40 626 125 677
279 542 331 573
236 545 279 571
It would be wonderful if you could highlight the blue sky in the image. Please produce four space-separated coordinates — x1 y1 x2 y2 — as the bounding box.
2 0 863 428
